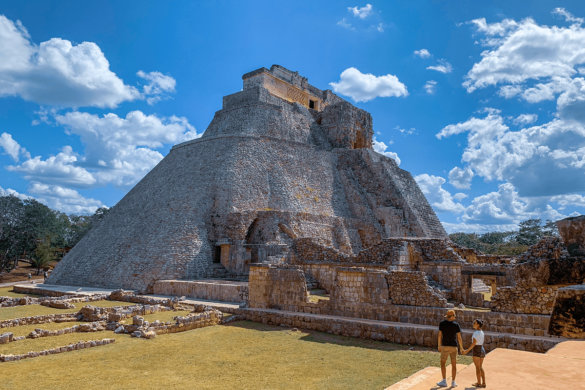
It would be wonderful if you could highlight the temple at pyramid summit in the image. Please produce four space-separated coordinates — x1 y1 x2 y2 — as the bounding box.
48 65 446 290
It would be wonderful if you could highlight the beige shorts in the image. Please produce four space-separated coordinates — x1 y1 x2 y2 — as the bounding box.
440 346 458 361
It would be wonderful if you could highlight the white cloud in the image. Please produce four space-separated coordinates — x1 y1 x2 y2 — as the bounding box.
552 7 584 25
0 185 30 200
461 183 564 225
0 132 29 161
448 166 474 189
424 80 437 94
427 59 453 74
8 111 199 189
348 4 373 19
330 67 408 102
512 114 538 126
464 16 585 95
415 174 465 213
337 18 355 31
54 110 200 186
8 145 96 187
437 111 585 197
0 15 138 108
0 15 175 108
414 49 431 58
137 70 176 105
29 183 104 214
372 137 400 165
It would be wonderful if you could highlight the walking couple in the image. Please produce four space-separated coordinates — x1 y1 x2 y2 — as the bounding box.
437 309 486 388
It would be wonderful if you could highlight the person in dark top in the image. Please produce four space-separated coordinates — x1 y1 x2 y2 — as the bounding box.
437 309 463 388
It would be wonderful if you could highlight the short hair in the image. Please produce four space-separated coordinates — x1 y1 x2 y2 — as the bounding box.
474 319 484 328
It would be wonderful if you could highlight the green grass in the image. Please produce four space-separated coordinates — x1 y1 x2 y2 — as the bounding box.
0 301 471 389
0 287 41 298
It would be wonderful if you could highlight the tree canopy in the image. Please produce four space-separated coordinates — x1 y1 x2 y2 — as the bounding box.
0 195 108 272
449 218 559 255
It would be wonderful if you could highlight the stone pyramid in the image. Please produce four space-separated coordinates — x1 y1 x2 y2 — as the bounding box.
48 65 446 291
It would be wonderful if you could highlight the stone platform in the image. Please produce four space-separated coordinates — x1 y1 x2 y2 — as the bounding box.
152 280 248 303
386 340 585 389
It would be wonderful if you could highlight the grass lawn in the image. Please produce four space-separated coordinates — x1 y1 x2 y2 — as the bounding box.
0 300 473 389
0 286 41 298
0 319 471 390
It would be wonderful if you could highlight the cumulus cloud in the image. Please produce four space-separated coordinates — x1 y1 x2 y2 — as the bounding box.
0 15 138 107
414 49 431 58
372 137 400 165
348 4 373 19
437 111 585 197
137 70 176 105
448 166 474 189
8 111 199 189
512 114 538 126
424 80 437 94
464 16 585 96
0 15 175 108
0 185 29 199
0 132 29 161
8 145 96 187
330 67 408 102
427 59 453 74
415 174 465 213
54 110 200 186
461 183 564 225
29 183 104 214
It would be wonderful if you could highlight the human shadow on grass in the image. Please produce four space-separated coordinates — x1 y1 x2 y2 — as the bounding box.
224 320 434 353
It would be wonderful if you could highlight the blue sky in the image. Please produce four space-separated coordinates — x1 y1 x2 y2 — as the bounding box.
1 1 585 233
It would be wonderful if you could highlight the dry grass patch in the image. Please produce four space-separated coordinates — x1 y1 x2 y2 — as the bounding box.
0 287 40 298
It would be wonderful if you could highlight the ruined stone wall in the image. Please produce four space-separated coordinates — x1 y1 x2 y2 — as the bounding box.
549 284 585 338
491 286 559 315
248 265 308 311
240 308 558 353
331 268 389 306
386 271 448 307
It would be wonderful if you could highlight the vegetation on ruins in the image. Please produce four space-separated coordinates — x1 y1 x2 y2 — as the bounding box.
0 195 109 273
449 218 559 255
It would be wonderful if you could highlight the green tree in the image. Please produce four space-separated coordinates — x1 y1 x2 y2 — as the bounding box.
515 218 543 245
31 237 55 275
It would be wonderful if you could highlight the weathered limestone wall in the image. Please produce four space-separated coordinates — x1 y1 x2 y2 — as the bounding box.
549 284 585 338
248 264 309 311
331 268 389 305
152 280 248 303
241 309 560 353
557 215 585 256
491 286 559 315
386 270 448 307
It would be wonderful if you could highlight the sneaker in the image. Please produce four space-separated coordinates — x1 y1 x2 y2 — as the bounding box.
451 380 457 387
436 379 448 387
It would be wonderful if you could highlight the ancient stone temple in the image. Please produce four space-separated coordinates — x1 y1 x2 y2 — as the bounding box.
48 65 446 291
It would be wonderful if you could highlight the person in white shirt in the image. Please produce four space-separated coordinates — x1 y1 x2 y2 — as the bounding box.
463 319 486 388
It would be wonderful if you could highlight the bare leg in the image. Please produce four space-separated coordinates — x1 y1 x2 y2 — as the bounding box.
479 357 485 385
473 356 481 384
440 358 447 380
451 353 457 380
